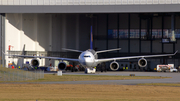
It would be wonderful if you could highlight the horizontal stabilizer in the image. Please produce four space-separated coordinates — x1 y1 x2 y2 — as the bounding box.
62 48 83 52
96 48 121 54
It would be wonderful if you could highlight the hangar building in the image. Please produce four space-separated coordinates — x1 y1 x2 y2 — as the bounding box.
0 0 180 71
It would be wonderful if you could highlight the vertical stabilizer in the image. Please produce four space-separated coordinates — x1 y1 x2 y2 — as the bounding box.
17 44 25 68
21 44 25 55
90 26 93 50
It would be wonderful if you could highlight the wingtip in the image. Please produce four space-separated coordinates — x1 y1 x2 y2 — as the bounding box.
2 51 5 55
2 51 7 56
174 50 178 55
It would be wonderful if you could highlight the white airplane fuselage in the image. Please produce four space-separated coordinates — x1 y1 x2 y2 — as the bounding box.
78 50 97 68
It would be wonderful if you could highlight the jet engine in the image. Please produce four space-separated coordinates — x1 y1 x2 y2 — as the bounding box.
138 58 147 67
31 59 39 67
58 62 67 70
110 61 119 71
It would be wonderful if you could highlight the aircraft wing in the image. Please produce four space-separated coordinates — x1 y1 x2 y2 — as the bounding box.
96 50 178 63
3 52 79 62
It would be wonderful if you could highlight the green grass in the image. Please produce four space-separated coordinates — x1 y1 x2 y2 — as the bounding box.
12 74 170 83
0 74 169 83
0 67 170 83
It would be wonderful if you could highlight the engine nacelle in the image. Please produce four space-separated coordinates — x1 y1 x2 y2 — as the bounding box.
138 58 147 67
110 61 119 71
31 59 39 67
58 62 67 70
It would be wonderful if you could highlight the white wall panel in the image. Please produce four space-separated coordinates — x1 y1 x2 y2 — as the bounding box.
147 0 153 4
26 0 32 5
50 0 56 5
166 0 172 4
140 0 146 4
14 0 20 5
22 14 37 50
110 0 116 5
128 0 134 4
44 0 49 5
159 0 165 4
8 0 13 5
62 0 68 5
32 0 38 5
68 0 74 5
134 0 140 4
2 0 7 5
74 0 80 5
5 14 22 67
116 0 122 4
104 0 110 4
5 13 51 52
153 0 158 4
85 0 91 5
122 0 128 4
19 0 25 5
79 0 86 5
38 0 44 5
91 0 97 5
172 0 178 3
5 14 21 51
56 0 62 5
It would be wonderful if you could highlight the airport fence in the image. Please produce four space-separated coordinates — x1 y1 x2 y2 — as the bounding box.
0 67 44 81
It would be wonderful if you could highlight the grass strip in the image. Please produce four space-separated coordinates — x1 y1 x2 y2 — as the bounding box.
138 83 180 87
0 73 170 83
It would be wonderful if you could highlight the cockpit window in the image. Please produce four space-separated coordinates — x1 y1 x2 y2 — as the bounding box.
84 55 90 57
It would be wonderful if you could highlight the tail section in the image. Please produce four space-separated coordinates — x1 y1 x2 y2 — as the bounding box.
17 44 25 68
21 44 26 55
62 48 83 52
96 48 121 54
90 26 93 50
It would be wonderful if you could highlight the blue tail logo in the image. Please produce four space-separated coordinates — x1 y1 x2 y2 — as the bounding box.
90 26 93 50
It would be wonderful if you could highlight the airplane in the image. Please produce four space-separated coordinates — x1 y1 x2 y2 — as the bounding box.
3 26 178 73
